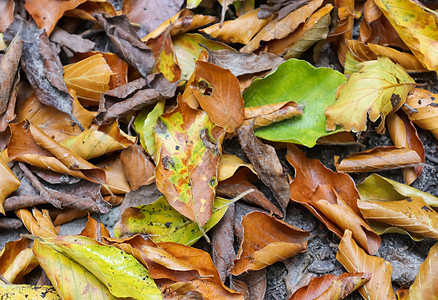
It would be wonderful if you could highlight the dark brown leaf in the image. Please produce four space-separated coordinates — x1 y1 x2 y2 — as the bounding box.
50 27 95 53
237 269 267 300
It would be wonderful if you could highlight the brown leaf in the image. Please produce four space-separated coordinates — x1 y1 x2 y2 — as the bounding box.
237 124 290 212
402 88 438 139
80 216 110 241
191 60 244 133
211 203 236 283
336 230 396 300
207 50 284 77
240 0 324 53
258 0 311 20
0 238 38 283
0 152 20 214
330 0 354 65
120 144 155 190
50 27 95 54
98 158 131 195
358 197 438 240
218 154 256 182
96 14 154 79
290 272 371 300
51 208 88 226
0 32 22 115
316 132 357 146
201 9 273 45
0 218 22 229
24 0 87 35
16 208 57 238
243 101 303 129
230 211 309 275
236 269 267 300
0 0 14 32
335 146 422 172
287 144 381 255
387 112 425 184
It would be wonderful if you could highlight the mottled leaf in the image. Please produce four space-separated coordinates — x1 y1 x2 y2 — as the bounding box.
0 285 59 299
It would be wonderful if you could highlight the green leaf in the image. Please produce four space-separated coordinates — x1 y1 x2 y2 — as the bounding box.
357 174 438 207
134 101 165 160
173 33 233 81
43 235 162 300
114 196 231 246
33 239 116 300
243 58 346 147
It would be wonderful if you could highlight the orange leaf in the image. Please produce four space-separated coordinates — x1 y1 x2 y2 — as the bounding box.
0 152 20 214
98 158 131 195
120 144 155 191
80 216 110 241
16 208 57 238
335 146 422 172
191 60 244 133
230 211 309 275
337 230 396 300
0 238 38 283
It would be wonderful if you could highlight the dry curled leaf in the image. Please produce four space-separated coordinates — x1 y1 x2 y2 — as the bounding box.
15 208 57 238
0 238 38 283
243 101 303 129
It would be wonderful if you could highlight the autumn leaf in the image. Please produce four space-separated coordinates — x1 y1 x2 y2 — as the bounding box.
218 154 256 181
243 101 303 129
290 272 371 300
358 197 438 240
16 208 57 238
325 57 416 133
374 0 438 73
230 211 309 275
0 238 38 283
0 0 14 32
120 144 155 190
337 230 397 300
0 151 20 214
191 60 245 133
0 285 60 299
154 95 225 226
114 196 230 246
80 216 110 241
357 173 438 207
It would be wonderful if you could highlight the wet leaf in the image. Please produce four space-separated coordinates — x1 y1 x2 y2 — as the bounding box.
402 88 438 139
287 145 381 254
191 60 245 133
357 174 438 207
154 95 225 226
230 211 309 275
336 230 396 300
114 196 230 246
335 146 422 172
0 152 20 214
358 197 438 240
33 239 115 299
120 144 155 190
387 112 425 184
0 285 59 299
201 9 273 45
0 238 37 283
325 57 416 133
63 54 114 104
374 0 438 73
243 58 346 147
42 235 162 299
290 272 371 300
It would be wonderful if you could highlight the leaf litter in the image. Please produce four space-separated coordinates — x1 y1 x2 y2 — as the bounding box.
0 0 438 299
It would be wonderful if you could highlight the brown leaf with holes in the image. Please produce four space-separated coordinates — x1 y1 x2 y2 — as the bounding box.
230 211 309 275
337 230 396 300
191 60 244 133
335 146 422 173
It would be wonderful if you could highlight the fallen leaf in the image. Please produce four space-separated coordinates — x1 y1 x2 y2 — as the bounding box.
402 88 438 139
237 124 290 212
374 0 438 73
287 145 381 254
186 0 202 9
218 154 256 181
230 211 309 275
114 196 230 246
336 230 396 300
335 146 422 172
330 0 354 65
120 144 155 190
387 112 425 184
241 0 324 53
0 284 59 299
201 9 273 45
63 54 114 104
191 60 245 132
358 197 438 240
403 242 438 299
15 208 57 238
51 208 88 226
290 272 371 300
33 239 116 299
80 216 110 241
0 218 22 229
0 152 20 214
243 100 303 129
173 33 233 81
98 158 131 195
0 238 37 283
236 269 267 300
0 0 14 32
24 0 87 35
243 58 346 147
50 27 95 54
155 95 225 226
325 57 416 133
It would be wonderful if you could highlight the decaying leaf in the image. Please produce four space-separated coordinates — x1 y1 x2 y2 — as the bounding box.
335 146 422 172
243 58 346 147
155 95 225 226
402 88 438 139
325 57 416 133
290 272 371 300
243 101 303 129
0 0 14 33
357 174 438 207
114 196 230 246
0 285 59 299
230 211 309 275
337 230 397 300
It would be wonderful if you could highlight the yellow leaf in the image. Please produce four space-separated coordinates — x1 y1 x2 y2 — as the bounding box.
0 284 60 299
0 152 20 214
